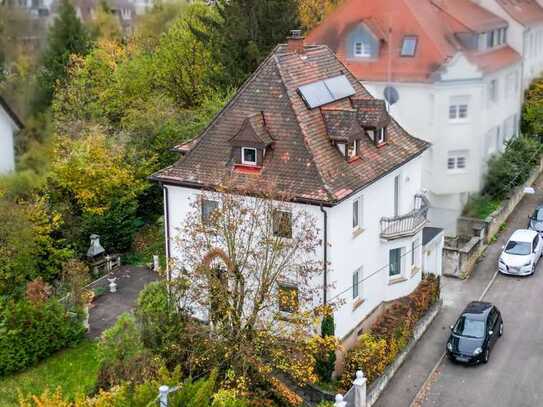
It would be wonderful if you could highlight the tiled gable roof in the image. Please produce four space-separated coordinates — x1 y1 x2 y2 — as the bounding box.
497 0 543 27
151 44 429 205
307 0 520 83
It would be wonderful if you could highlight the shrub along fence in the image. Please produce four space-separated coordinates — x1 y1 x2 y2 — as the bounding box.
0 299 85 376
340 275 440 391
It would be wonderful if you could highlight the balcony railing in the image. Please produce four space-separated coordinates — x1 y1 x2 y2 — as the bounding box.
380 194 429 240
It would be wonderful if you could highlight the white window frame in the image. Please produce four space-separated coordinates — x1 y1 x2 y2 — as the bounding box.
449 97 469 122
376 127 386 144
447 151 468 173
201 198 219 225
352 267 362 300
352 196 364 232
389 247 405 280
354 41 371 57
488 79 498 103
393 174 401 217
241 147 257 166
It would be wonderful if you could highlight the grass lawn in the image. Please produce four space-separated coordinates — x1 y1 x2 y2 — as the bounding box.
0 340 99 406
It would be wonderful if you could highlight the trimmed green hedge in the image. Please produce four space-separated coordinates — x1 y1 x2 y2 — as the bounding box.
0 299 85 376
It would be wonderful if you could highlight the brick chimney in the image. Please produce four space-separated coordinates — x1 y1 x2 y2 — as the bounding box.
288 29 305 54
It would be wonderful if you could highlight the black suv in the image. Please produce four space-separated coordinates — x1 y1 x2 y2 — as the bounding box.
446 301 503 364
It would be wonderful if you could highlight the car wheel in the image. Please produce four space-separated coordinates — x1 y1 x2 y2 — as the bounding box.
499 322 503 337
532 263 536 275
483 348 490 364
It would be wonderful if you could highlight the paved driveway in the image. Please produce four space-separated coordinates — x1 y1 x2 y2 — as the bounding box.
374 174 543 407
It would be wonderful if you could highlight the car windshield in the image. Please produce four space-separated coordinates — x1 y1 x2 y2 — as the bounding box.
505 240 531 255
453 316 485 338
533 209 543 221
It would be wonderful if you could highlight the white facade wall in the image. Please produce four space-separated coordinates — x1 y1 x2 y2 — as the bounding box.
363 58 522 235
478 0 543 89
164 155 426 340
325 155 424 339
0 108 16 174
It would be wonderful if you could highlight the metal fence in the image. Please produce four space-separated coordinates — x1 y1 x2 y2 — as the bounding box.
380 194 429 239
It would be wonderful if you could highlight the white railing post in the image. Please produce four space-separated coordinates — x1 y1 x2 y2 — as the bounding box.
159 385 169 407
353 370 367 407
335 394 347 407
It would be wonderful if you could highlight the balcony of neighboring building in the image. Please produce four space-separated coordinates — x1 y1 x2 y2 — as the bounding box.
380 194 429 240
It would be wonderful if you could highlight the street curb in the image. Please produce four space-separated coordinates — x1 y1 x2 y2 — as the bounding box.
409 269 500 407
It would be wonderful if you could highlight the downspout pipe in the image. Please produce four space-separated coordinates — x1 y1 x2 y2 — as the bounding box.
162 183 172 282
320 204 328 305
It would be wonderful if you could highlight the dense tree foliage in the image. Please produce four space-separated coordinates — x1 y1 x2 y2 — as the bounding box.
298 0 343 31
198 0 298 85
34 0 91 112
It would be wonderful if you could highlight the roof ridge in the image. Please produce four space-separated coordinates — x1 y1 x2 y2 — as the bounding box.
272 51 337 202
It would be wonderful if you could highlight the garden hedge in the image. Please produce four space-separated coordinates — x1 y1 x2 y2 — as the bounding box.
341 275 440 389
0 299 85 376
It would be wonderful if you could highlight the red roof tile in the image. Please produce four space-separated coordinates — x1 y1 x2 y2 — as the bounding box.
307 0 520 83
151 44 429 205
496 0 543 27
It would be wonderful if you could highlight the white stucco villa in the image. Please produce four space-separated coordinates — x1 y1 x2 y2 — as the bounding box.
0 96 23 174
151 34 444 341
308 0 531 235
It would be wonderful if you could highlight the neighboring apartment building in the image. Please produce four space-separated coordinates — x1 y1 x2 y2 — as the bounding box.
151 34 444 340
308 0 523 234
0 96 23 174
477 0 543 89
75 0 137 33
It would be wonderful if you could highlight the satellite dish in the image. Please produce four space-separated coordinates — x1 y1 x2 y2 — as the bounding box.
384 86 399 105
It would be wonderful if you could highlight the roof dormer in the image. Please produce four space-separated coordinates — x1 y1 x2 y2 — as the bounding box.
229 112 273 170
322 108 365 162
352 98 390 147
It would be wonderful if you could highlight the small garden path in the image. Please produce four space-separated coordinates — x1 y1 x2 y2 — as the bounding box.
87 266 158 338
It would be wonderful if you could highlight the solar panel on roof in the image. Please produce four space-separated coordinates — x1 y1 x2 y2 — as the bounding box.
297 75 355 109
323 75 355 101
297 81 333 109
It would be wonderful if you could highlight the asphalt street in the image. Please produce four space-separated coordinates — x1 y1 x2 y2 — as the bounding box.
374 174 543 407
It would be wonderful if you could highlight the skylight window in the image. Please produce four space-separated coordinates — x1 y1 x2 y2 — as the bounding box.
297 75 356 109
400 36 417 57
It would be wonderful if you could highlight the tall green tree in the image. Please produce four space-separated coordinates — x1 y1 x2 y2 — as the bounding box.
34 0 91 112
200 0 299 85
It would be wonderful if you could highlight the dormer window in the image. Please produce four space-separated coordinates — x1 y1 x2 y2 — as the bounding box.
347 140 360 159
322 108 365 162
241 147 257 166
229 112 273 170
376 128 386 145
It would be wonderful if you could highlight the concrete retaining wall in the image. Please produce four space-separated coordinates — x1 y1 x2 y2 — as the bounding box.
444 157 543 278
